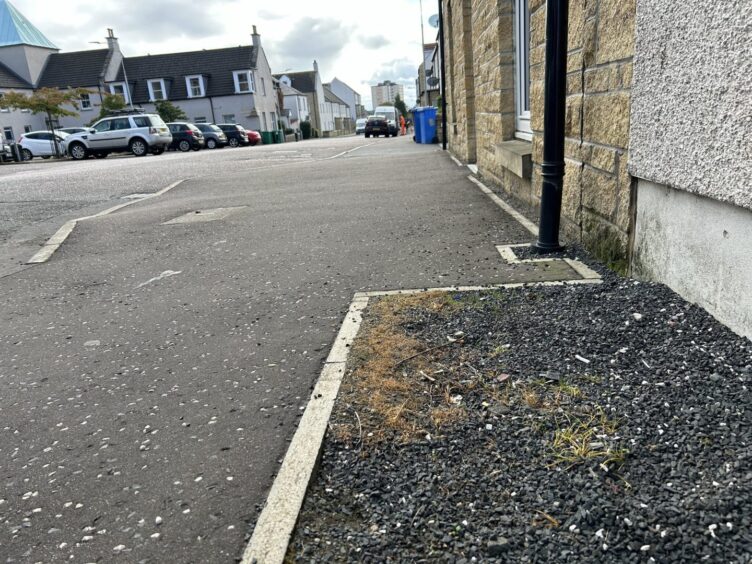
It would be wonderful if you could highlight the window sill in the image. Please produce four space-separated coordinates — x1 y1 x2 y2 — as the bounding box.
495 139 532 179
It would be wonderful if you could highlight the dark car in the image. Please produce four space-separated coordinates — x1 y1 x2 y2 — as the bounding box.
216 124 250 147
194 123 228 149
364 115 389 138
167 122 205 151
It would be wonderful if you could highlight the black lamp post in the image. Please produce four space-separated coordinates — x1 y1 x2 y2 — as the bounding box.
534 0 569 253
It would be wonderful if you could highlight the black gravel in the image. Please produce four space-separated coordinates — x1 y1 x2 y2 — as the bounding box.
290 260 751 563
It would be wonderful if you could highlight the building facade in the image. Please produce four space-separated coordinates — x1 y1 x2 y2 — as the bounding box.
275 61 329 135
0 2 279 135
324 77 365 121
440 0 752 338
370 80 404 108
416 43 440 107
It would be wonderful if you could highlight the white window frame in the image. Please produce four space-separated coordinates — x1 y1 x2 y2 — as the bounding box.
260 77 266 96
109 82 130 104
514 0 532 140
79 93 92 110
147 79 167 101
222 114 236 124
233 70 254 94
194 116 207 123
185 75 205 98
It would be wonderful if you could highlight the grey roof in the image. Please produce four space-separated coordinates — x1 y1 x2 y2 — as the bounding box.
274 71 316 93
0 0 57 49
116 46 258 102
279 82 303 96
323 86 348 106
0 59 30 88
37 49 109 88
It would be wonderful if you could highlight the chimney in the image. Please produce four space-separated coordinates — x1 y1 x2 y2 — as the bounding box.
313 60 319 74
106 28 120 52
251 25 261 48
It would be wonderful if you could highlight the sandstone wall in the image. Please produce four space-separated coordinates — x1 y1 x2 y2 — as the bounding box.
442 0 637 266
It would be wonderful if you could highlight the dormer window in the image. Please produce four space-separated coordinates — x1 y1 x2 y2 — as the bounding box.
148 79 167 101
233 70 255 94
185 75 205 98
109 82 130 104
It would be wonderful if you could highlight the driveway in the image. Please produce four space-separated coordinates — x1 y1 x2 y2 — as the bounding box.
0 136 566 562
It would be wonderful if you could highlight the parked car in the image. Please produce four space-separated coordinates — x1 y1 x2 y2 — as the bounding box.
167 122 205 151
246 129 261 146
372 106 400 136
64 112 172 160
364 116 389 138
194 123 227 149
216 124 250 147
355 118 368 135
58 127 88 135
18 130 69 160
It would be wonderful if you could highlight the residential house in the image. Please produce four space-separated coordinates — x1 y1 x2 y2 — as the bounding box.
416 42 440 107
440 0 752 338
0 1 279 134
322 85 352 135
279 80 309 132
109 26 278 132
275 61 328 136
324 78 366 121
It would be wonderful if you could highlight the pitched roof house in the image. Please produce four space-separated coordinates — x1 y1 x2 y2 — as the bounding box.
275 61 329 134
0 1 280 135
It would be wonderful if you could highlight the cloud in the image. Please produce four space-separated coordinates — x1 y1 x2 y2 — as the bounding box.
258 9 285 20
267 17 349 73
369 58 417 84
80 1 229 45
359 35 389 49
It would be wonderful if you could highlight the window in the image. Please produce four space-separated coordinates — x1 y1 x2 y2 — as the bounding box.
194 116 207 123
23 125 31 133
271 111 277 129
233 70 254 93
222 114 235 123
109 82 129 104
148 79 167 101
185 75 205 98
110 118 130 130
514 0 531 139
80 93 92 110
133 116 151 128
260 77 266 96
262 113 268 130
93 119 112 133
3 127 13 141
0 93 8 113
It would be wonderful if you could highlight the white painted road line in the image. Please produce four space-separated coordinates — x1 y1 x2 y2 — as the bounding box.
450 155 463 167
326 143 376 160
241 298 369 564
467 175 539 237
26 179 186 265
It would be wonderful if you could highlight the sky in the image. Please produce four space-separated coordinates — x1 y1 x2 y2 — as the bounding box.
17 0 442 110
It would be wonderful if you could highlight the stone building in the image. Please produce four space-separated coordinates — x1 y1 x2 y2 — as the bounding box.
440 0 752 338
370 80 404 108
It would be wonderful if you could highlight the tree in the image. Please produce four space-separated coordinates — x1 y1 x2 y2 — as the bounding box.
154 99 187 122
394 94 408 119
0 87 91 156
90 92 127 124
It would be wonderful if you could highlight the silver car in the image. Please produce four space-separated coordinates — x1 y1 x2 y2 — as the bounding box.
65 113 172 160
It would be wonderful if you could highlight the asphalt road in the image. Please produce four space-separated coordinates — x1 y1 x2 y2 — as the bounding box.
0 136 575 563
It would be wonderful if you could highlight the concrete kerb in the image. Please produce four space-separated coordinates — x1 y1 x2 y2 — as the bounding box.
26 179 186 264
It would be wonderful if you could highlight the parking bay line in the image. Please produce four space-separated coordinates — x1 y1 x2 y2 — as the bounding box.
27 179 186 264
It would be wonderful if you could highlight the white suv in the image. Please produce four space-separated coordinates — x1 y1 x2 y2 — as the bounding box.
65 113 172 160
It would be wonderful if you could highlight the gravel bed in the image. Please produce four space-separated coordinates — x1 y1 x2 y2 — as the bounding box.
289 260 751 562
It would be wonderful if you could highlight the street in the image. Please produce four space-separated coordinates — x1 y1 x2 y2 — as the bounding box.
0 136 572 563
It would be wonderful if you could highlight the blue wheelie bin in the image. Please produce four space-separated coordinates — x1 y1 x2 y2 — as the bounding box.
416 107 438 144
412 108 423 143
